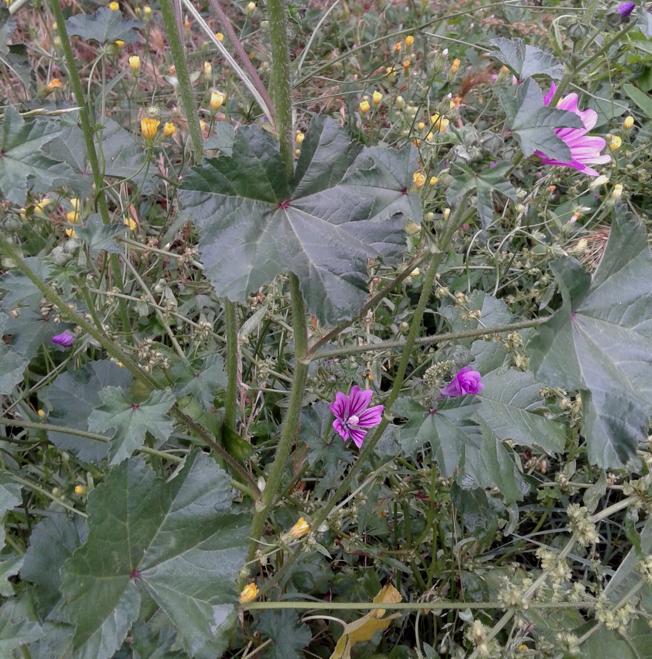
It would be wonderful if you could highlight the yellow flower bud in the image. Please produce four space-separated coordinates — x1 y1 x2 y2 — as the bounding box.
401 57 411 70
46 78 63 92
123 215 137 231
295 130 305 145
163 121 177 137
37 409 46 418
430 113 449 132
70 197 81 211
359 98 371 114
405 222 421 235
114 39 125 48
143 5 152 18
417 121 425 130
215 31 224 41
287 517 310 540
108 1 119 11
65 210 78 224
74 484 87 496
623 115 634 129
245 2 256 14
209 90 226 111
412 171 426 189
450 58 461 74
404 35 414 47
140 116 160 142
443 208 451 220
239 582 259 604
429 175 439 186
372 90 383 106
608 135 622 151
611 183 623 201
65 228 77 238
392 41 402 53
202 61 212 80
395 95 405 109
128 55 141 74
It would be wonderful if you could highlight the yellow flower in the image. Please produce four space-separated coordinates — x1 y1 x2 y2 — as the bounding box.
123 215 137 231
623 115 634 130
405 222 420 235
65 210 79 224
65 228 77 238
108 1 119 10
443 208 451 220
395 95 405 109
215 31 224 41
430 113 449 132
114 39 125 48
70 197 81 211
209 90 226 111
128 55 141 74
412 171 426 189
450 58 461 74
163 121 177 137
429 176 439 186
295 130 305 145
143 5 152 18
359 98 371 114
245 1 256 14
287 517 310 540
392 41 402 53
37 409 46 418
372 90 383 106
401 57 411 70
608 135 622 151
239 582 259 604
202 61 212 80
74 484 87 496
46 78 63 92
140 116 160 142
611 183 623 201
404 35 414 47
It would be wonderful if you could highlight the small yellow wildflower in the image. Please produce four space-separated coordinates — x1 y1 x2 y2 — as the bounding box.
417 121 425 130
70 197 81 211
245 1 256 15
140 116 160 142
430 113 449 132
114 39 125 48
611 183 623 201
46 78 63 92
412 171 426 189
128 55 141 74
401 57 411 70
123 215 137 231
203 61 212 80
429 175 439 186
209 90 226 111
215 31 224 41
65 210 78 224
359 98 371 114
163 122 177 137
623 115 634 129
443 208 451 220
450 58 461 74
404 35 414 48
37 409 47 418
295 130 305 145
239 582 259 604
108 1 119 10
395 95 405 109
372 90 383 106
608 135 622 151
143 5 152 18
287 517 310 540
200 119 208 135
74 484 87 496
392 41 402 53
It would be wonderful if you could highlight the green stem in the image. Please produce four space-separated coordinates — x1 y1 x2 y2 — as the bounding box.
160 0 204 164
224 300 238 431
266 0 294 177
247 275 308 560
242 600 596 611
49 0 131 335
310 317 549 361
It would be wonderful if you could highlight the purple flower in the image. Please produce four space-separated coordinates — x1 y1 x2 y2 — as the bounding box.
440 367 484 398
330 385 384 449
535 83 610 177
51 330 75 348
616 2 636 17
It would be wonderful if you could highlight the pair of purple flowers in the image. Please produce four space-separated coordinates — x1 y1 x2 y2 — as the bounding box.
331 367 483 449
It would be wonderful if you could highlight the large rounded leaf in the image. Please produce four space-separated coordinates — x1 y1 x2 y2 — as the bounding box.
179 117 421 325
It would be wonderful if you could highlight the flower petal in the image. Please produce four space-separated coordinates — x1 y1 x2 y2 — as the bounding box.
348 385 373 416
349 428 367 448
330 391 349 419
333 419 350 441
357 404 384 428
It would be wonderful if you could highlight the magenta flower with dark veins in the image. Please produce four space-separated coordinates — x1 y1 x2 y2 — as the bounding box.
330 385 384 449
535 83 610 177
440 367 484 398
51 330 75 348
616 2 636 17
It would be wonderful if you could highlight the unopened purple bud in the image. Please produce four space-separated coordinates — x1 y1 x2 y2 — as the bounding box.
616 2 636 17
51 330 75 348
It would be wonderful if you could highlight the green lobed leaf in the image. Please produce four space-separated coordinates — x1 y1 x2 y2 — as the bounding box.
254 610 313 659
0 473 21 550
40 360 133 463
499 79 584 162
0 596 44 654
623 82 652 119
60 451 250 659
529 215 652 468
66 8 141 44
179 117 421 325
0 107 73 204
490 37 563 79
172 354 227 411
0 313 28 395
87 387 175 464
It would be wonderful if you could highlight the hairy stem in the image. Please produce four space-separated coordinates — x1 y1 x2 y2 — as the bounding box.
160 0 204 164
243 600 596 611
224 300 239 431
49 0 130 334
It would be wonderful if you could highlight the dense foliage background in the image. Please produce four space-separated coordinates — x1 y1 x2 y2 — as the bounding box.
0 0 651 657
